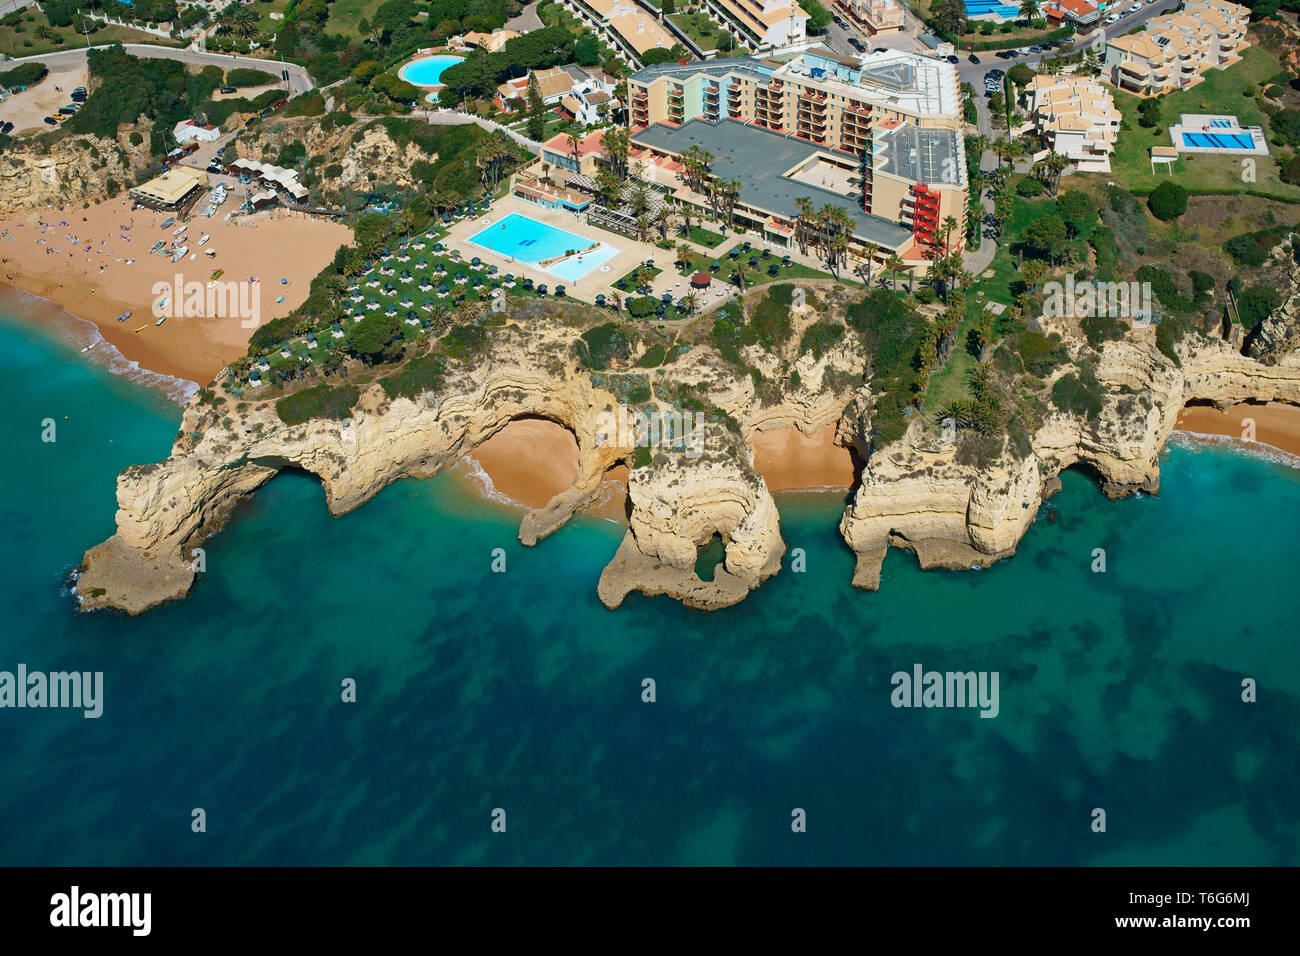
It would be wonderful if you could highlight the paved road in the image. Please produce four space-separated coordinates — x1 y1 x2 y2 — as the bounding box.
505 1 544 32
417 109 544 153
4 43 312 95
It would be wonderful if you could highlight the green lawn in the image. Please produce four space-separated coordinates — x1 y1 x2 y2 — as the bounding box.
0 19 177 58
614 264 662 289
674 248 850 290
668 12 720 52
685 225 726 248
325 0 388 37
1103 45 1300 199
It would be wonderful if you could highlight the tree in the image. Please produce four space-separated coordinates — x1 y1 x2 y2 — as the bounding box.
602 127 630 180
801 0 832 32
1056 190 1096 237
1018 0 1042 24
526 73 545 142
1021 213 1068 262
574 35 601 67
1148 180 1188 221
676 241 694 269
885 253 905 293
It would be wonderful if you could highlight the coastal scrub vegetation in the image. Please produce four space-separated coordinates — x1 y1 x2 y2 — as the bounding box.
275 384 361 425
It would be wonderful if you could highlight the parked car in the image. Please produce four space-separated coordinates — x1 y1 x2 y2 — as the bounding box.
848 37 865 51
57 106 76 116
946 54 960 63
43 116 57 126
1104 12 1120 22
220 86 236 94
1030 45 1044 53
0 121 12 134
1128 1 1142 10
969 53 980 64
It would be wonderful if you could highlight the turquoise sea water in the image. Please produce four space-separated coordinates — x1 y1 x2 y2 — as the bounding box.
1 309 1298 866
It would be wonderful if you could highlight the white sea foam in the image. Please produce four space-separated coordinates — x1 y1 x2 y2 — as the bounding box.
0 285 198 405
454 455 524 508
1170 430 1300 470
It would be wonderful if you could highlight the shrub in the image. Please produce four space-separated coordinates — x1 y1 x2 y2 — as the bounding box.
1016 177 1045 198
626 297 656 319
1050 365 1104 420
380 353 446 399
275 384 360 425
225 67 278 88
1147 180 1188 221
577 322 631 369
1238 284 1282 328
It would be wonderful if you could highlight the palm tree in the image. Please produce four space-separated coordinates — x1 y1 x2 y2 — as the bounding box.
793 197 814 256
681 292 698 317
215 6 259 41
940 215 960 257
654 205 676 242
675 241 694 271
885 254 905 294
1018 0 1042 22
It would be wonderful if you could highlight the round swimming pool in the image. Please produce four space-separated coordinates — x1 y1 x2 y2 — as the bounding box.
398 55 465 87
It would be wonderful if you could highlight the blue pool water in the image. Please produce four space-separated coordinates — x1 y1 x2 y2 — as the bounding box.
966 0 1018 17
398 55 465 87
1181 131 1256 150
469 213 619 280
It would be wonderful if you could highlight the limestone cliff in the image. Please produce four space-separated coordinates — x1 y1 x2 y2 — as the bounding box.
0 128 151 216
839 327 1300 590
75 276 1300 615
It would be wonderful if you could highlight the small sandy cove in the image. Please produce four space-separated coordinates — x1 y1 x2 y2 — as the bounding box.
0 191 350 385
1176 402 1300 458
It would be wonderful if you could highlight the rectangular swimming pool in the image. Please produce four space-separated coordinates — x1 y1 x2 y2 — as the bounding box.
467 213 619 281
1180 131 1256 150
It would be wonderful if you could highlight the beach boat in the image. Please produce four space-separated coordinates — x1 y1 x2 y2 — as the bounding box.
222 212 233 222
170 245 188 263
155 317 166 327
157 295 169 310
133 324 147 333
116 311 131 323
160 218 175 229
202 205 216 218
149 241 164 254
210 269 223 281
172 224 187 237
198 234 210 246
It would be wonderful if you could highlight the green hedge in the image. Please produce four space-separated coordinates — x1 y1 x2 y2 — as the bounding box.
966 26 1075 52
225 67 279 88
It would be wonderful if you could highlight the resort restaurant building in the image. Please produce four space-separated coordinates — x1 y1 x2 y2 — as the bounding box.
129 166 208 213
622 46 968 262
1103 0 1250 96
225 157 309 203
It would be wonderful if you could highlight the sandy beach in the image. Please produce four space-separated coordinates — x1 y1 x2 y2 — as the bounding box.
1176 401 1300 459
468 418 581 509
0 191 351 386
751 423 857 491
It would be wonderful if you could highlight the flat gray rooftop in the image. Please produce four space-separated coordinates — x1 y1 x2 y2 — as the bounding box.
631 120 913 249
877 125 962 186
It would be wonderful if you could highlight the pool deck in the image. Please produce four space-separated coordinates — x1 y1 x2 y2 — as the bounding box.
438 191 857 311
1169 114 1269 156
439 195 740 306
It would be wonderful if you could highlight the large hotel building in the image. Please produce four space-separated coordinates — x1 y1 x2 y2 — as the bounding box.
619 45 968 266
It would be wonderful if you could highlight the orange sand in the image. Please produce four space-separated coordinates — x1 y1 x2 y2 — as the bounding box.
0 192 351 386
751 423 857 491
1176 402 1300 458
468 418 580 509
